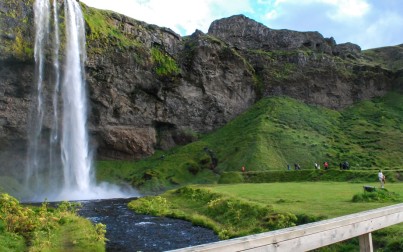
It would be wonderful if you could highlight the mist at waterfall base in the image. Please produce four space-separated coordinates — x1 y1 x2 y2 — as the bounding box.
24 0 139 202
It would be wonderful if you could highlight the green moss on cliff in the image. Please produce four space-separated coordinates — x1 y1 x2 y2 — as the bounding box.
11 32 33 59
81 5 142 53
0 0 35 60
151 47 180 78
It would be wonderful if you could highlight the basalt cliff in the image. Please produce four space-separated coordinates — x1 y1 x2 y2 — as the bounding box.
0 0 402 177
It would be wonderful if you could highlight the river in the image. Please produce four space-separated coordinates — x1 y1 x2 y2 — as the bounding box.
77 197 219 251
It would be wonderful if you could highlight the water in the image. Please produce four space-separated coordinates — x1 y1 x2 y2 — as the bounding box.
77 198 219 251
26 0 135 201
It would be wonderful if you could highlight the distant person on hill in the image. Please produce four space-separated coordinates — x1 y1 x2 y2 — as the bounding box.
378 170 385 188
324 162 329 170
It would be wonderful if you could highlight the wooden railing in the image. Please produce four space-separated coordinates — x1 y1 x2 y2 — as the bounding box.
169 203 403 252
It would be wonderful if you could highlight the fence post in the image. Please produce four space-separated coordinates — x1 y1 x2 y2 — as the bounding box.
359 232 373 252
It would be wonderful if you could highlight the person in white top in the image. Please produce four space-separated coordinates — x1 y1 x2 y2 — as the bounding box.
378 170 385 188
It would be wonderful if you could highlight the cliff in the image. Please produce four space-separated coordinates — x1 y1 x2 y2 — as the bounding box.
0 1 401 177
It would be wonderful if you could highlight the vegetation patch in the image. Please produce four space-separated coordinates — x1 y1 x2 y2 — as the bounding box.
218 172 244 184
202 182 403 251
0 194 106 251
242 170 402 183
128 186 297 239
151 47 180 79
352 188 400 203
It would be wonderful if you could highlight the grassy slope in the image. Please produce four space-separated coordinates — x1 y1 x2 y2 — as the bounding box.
96 92 403 192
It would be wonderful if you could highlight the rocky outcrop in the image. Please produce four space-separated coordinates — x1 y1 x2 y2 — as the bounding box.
0 1 401 175
207 14 396 109
84 9 256 159
208 14 361 57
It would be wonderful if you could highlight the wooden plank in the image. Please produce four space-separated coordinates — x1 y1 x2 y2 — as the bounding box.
359 233 373 252
169 203 403 252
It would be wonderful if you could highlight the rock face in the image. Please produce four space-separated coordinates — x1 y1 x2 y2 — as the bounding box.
0 2 401 176
208 15 395 109
84 11 256 160
209 14 335 54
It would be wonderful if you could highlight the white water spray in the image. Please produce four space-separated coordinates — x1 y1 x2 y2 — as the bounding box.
27 0 138 201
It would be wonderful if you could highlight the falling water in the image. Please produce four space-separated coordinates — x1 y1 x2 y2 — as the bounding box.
26 0 137 201
61 0 91 195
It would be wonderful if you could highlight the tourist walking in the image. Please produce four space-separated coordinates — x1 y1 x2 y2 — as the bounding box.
378 170 385 188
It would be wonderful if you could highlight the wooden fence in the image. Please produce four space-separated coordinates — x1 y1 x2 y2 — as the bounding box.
169 203 403 252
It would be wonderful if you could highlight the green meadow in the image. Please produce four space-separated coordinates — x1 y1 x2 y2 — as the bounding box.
203 182 403 217
129 182 403 251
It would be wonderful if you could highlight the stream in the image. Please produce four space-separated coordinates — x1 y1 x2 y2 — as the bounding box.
77 197 219 251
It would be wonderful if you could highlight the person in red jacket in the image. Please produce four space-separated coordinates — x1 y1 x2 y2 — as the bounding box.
324 162 329 170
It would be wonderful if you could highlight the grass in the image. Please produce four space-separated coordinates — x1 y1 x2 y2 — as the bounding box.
41 216 105 252
202 182 403 217
95 92 403 193
128 182 403 251
0 194 105 252
129 186 298 239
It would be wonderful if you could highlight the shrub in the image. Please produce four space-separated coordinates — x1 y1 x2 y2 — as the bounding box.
128 196 170 216
352 189 400 202
295 213 327 225
218 172 244 184
0 193 106 251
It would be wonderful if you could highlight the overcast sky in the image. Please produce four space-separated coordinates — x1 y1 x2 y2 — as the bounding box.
80 0 403 50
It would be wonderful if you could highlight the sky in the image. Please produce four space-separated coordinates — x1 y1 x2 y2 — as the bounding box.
80 0 403 50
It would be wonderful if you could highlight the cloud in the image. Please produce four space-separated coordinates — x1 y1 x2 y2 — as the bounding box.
358 12 403 49
325 0 370 20
265 10 278 20
259 0 403 49
81 0 253 35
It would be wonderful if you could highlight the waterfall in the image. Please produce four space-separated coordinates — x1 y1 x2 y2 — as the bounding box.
61 0 91 193
27 0 136 201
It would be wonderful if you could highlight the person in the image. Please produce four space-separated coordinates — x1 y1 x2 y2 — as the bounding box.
341 161 349 170
241 166 245 172
314 163 318 169
287 164 290 170
324 162 329 170
378 170 385 188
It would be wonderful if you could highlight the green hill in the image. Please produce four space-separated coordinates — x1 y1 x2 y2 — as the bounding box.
96 92 403 192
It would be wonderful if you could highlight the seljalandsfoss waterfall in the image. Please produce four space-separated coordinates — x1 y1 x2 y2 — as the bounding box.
25 0 136 202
